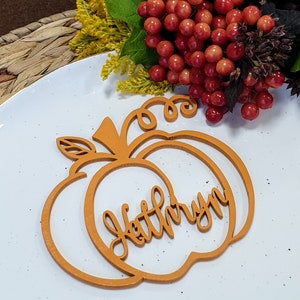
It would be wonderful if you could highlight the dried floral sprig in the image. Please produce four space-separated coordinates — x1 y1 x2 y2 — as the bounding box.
237 24 294 79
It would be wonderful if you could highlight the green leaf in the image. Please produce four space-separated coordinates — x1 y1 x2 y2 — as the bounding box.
121 28 159 68
105 0 159 69
105 0 141 27
291 51 300 72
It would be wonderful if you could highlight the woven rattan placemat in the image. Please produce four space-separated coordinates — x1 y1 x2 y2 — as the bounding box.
0 10 81 105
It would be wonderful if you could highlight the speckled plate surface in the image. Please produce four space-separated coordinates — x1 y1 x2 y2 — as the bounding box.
0 54 299 299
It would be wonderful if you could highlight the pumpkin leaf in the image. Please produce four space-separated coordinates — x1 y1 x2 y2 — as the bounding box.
57 137 96 160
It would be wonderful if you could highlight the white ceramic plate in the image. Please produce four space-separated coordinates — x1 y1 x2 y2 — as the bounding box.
0 54 299 299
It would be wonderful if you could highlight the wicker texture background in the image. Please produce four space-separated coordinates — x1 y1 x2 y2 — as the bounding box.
0 0 76 35
0 10 81 104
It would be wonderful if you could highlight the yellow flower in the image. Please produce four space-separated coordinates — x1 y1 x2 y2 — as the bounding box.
70 0 130 59
116 65 173 96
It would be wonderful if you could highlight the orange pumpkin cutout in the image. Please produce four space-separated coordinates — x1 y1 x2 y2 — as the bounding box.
41 95 254 289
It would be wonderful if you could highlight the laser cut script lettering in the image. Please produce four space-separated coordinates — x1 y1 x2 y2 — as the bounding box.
41 95 255 289
103 186 230 260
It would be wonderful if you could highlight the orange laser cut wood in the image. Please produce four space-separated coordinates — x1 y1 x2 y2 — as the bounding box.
41 95 255 289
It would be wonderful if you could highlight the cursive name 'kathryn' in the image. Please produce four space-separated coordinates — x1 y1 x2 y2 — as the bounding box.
102 185 230 260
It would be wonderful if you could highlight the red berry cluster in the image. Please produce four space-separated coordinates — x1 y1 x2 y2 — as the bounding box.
239 69 285 120
138 0 285 123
